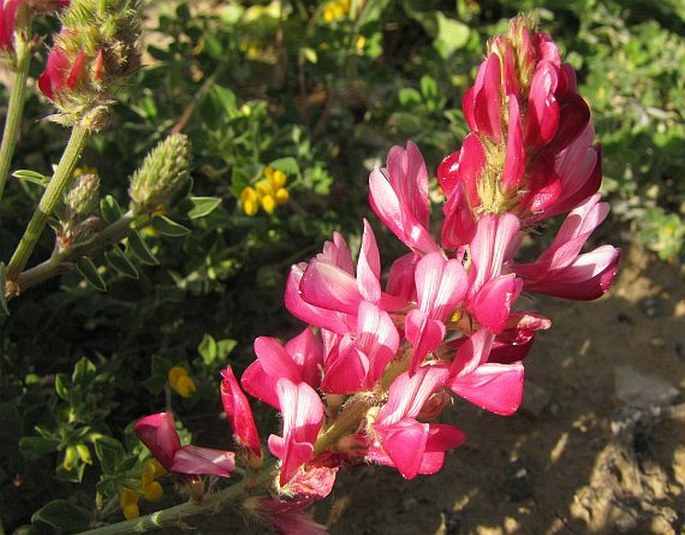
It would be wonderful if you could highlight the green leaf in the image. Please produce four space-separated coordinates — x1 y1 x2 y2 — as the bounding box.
198 334 217 365
398 87 422 107
0 263 9 316
100 195 123 225
12 169 48 187
185 197 222 219
55 374 69 400
93 436 125 475
31 499 90 532
105 246 139 279
152 215 191 237
76 257 106 292
269 157 300 178
433 12 470 59
19 436 60 457
126 231 159 265
72 357 96 385
217 339 238 359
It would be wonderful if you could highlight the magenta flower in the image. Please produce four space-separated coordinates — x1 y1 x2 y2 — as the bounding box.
438 15 602 241
134 412 235 478
220 365 262 466
368 141 441 254
241 327 323 409
465 214 523 333
268 378 325 486
368 366 466 479
321 300 400 394
512 194 621 299
405 251 468 373
448 329 524 416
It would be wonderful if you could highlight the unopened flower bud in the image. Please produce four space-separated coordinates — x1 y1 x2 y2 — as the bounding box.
38 0 142 129
0 0 21 54
56 170 101 250
129 134 191 215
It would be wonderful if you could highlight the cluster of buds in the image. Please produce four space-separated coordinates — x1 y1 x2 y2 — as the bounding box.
135 16 620 534
37 0 141 129
129 134 191 216
54 167 100 250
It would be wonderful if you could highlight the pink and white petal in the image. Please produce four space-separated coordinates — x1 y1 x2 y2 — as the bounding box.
374 418 429 480
240 360 280 409
285 264 351 333
405 308 445 372
450 362 525 416
171 445 235 478
357 219 382 303
450 329 495 377
386 253 419 301
469 274 523 333
300 259 361 315
387 141 431 229
502 97 525 192
284 328 323 389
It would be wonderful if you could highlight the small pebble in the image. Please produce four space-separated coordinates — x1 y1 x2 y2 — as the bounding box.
503 459 534 502
617 312 634 324
650 336 666 349
639 296 665 318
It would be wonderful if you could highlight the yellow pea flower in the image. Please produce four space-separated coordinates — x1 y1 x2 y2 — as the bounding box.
168 366 196 398
142 481 163 502
240 186 259 216
119 488 139 520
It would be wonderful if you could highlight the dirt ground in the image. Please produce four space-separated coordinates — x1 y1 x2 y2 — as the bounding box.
308 243 685 535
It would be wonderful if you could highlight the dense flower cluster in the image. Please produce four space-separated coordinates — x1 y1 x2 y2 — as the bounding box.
37 0 141 128
135 16 620 534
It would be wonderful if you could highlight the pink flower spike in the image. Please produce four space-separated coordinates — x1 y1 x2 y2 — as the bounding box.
220 366 262 463
368 142 441 254
268 379 324 486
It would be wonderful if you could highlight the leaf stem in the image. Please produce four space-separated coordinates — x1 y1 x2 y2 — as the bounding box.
0 38 32 203
11 212 137 297
6 125 90 283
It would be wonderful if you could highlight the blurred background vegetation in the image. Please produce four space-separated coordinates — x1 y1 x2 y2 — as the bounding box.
0 0 683 532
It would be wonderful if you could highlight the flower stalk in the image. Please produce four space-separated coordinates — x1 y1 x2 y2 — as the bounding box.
10 211 136 298
0 36 31 203
79 465 275 535
6 125 89 283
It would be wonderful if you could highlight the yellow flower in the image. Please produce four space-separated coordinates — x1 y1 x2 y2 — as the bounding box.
168 366 196 398
142 481 163 502
119 488 139 520
261 194 276 214
322 0 350 23
240 186 259 216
